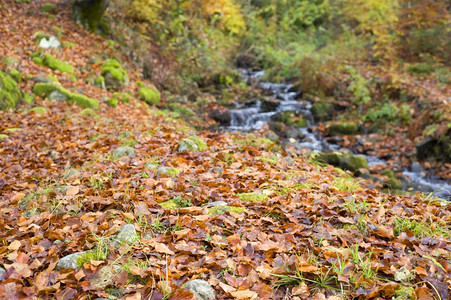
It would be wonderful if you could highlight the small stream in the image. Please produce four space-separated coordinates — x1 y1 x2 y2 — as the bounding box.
226 69 451 201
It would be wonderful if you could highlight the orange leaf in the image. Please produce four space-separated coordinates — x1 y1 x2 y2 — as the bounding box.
66 186 80 196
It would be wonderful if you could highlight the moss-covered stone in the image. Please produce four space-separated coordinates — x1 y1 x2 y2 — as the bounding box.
70 93 99 108
79 108 98 117
41 3 55 13
33 83 99 108
24 93 34 105
0 70 22 111
43 54 74 73
32 56 44 66
105 97 117 108
30 107 47 114
0 134 9 140
113 92 130 104
311 101 332 122
101 59 128 90
327 122 359 135
381 170 403 190
9 69 22 83
177 136 207 152
237 192 268 202
316 152 368 174
157 167 180 177
208 205 248 215
139 87 160 106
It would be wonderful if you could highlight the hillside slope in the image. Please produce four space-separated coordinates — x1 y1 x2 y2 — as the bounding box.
0 1 450 299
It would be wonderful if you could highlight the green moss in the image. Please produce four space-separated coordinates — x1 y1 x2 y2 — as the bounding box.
328 122 359 135
0 70 22 111
62 41 76 48
315 152 368 174
381 170 402 190
95 76 104 85
238 192 268 202
76 250 105 268
101 59 127 82
70 93 99 109
157 167 180 177
32 83 99 108
113 92 130 103
41 3 55 12
208 205 248 215
32 57 44 66
24 93 34 105
79 108 98 117
9 69 22 83
136 81 144 88
6 128 21 133
105 97 117 108
190 136 207 151
47 74 59 82
0 134 9 140
256 157 278 165
160 199 179 209
43 54 74 73
139 87 160 106
30 107 47 114
311 101 332 121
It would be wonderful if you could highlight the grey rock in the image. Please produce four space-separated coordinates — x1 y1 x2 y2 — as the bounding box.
177 138 198 152
49 90 68 101
31 76 53 83
39 35 61 49
0 267 5 275
184 279 216 300
112 224 138 248
56 251 87 270
145 163 158 170
104 72 129 91
113 146 136 158
204 201 228 208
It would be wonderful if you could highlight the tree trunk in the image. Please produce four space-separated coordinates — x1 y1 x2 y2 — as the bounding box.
72 0 110 34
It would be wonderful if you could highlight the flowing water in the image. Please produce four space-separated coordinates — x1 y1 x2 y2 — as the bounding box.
227 69 451 201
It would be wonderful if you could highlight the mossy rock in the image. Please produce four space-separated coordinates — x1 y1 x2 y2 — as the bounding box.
208 205 248 215
316 152 368 174
43 54 74 73
0 70 22 111
32 83 99 108
139 86 160 106
381 170 403 190
177 136 208 152
79 108 98 117
112 92 130 104
238 192 268 202
101 59 128 90
29 107 47 114
0 134 9 140
41 3 55 13
327 122 359 136
311 101 332 122
104 97 117 108
9 69 22 83
157 167 180 177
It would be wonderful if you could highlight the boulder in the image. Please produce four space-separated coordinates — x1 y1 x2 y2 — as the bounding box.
0 70 22 111
112 224 138 248
157 167 180 177
316 152 369 175
39 35 61 49
327 122 359 136
184 279 216 300
416 137 451 163
101 59 128 91
90 265 122 289
311 101 332 122
56 251 87 270
112 146 136 158
210 108 231 125
177 136 208 152
33 83 99 108
139 86 160 106
261 99 280 112
381 170 402 190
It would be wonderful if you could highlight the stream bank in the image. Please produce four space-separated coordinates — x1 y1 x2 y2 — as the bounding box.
217 69 451 201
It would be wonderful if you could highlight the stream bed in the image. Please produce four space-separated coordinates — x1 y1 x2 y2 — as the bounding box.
226 69 451 201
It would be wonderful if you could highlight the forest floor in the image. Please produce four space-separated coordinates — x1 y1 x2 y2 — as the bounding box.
0 1 450 299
